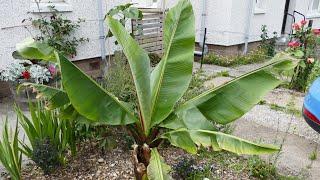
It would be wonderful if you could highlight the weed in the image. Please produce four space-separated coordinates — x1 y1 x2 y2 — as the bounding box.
203 48 269 67
215 70 230 77
309 150 317 161
270 103 286 111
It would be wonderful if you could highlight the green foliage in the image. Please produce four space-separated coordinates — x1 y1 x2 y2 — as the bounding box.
15 102 76 173
309 150 317 161
307 60 320 89
0 120 22 180
15 0 298 179
106 3 143 43
247 156 277 179
203 48 269 67
32 138 61 174
101 52 137 107
24 6 88 57
287 20 320 92
259 25 278 57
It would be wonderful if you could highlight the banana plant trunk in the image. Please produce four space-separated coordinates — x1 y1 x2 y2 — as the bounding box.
131 144 151 180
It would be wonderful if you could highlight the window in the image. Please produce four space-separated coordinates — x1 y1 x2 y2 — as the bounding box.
30 0 72 13
254 0 266 14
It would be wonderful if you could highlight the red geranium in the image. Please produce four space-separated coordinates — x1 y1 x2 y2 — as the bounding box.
22 70 31 80
288 41 301 48
313 29 320 35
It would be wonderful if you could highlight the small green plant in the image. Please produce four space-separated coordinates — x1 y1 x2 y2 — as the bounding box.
204 48 269 67
173 156 212 179
0 120 22 180
106 3 143 43
216 70 230 77
260 25 278 57
248 156 277 179
24 6 88 57
32 138 60 174
309 150 317 161
15 102 76 173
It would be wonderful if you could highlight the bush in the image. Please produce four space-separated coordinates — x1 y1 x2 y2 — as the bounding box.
15 102 76 173
0 120 22 180
203 48 269 67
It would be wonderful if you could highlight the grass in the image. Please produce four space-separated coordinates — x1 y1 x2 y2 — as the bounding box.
203 48 270 67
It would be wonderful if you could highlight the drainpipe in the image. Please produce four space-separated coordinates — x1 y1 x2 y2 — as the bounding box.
97 0 107 75
199 0 208 54
243 0 255 55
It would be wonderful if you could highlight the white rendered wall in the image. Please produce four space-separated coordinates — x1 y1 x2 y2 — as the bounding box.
0 0 130 69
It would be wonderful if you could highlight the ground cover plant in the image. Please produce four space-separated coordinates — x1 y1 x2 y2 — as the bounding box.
15 0 297 179
14 102 77 174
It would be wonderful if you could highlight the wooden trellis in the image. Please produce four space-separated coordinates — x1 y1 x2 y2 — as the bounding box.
132 8 164 55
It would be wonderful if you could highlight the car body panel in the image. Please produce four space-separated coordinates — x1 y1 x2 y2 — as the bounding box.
303 78 320 133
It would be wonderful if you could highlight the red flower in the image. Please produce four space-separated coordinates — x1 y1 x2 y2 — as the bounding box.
292 23 300 31
300 20 308 26
313 29 320 35
22 71 31 80
288 41 301 48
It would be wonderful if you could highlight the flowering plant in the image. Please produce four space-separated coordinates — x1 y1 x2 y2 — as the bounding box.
0 60 56 84
287 19 320 91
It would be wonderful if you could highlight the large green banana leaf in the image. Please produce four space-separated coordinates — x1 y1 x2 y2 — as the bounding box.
16 38 56 62
106 16 152 135
147 149 172 180
18 83 69 109
162 53 297 126
150 0 195 127
161 129 279 155
57 52 137 125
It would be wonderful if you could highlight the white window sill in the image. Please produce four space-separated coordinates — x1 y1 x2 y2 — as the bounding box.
30 2 72 13
254 8 266 15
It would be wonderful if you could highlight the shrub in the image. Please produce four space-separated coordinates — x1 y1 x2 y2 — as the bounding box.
203 48 269 67
259 25 278 57
0 120 22 180
15 102 76 173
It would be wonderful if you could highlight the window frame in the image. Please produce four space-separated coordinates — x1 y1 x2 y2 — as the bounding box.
30 0 72 13
254 0 266 15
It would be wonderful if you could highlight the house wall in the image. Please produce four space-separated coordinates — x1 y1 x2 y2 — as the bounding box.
166 0 286 47
294 0 320 28
0 0 129 69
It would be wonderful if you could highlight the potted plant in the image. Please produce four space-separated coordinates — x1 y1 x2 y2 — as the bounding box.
0 60 57 103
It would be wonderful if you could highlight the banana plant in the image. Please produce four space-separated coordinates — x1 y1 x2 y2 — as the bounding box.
16 0 297 179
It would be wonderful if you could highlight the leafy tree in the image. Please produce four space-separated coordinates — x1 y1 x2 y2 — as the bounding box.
16 0 297 179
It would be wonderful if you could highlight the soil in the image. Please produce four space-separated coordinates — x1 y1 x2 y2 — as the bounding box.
6 141 253 180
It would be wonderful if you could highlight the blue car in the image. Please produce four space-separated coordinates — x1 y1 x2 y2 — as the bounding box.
303 78 320 133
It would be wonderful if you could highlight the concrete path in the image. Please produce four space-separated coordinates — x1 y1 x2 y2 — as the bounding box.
195 62 320 179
